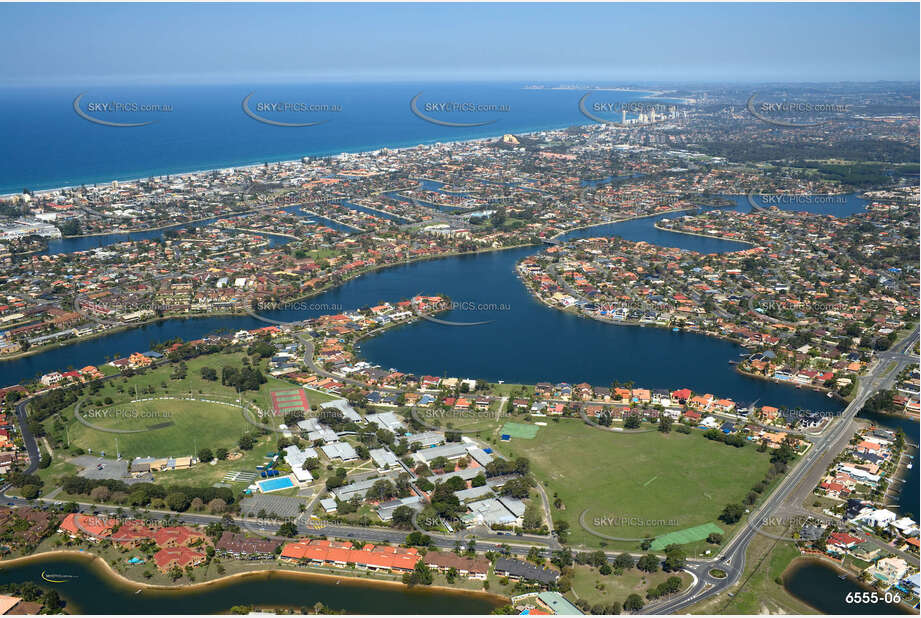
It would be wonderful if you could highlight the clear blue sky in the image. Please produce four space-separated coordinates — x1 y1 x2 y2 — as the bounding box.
0 3 917 84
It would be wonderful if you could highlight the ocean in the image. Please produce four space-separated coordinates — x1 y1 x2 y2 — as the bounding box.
0 82 668 194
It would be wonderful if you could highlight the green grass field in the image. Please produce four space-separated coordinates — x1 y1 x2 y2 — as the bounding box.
501 421 540 439
493 419 773 550
650 523 724 551
43 351 341 460
566 564 693 608
70 398 251 459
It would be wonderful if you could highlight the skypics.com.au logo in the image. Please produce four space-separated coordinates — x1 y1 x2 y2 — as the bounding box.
242 92 342 127
73 93 172 127
410 92 509 127
746 92 850 128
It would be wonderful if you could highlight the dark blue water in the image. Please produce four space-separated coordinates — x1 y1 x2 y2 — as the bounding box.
42 206 302 255
2 195 868 419
0 83 669 194
783 560 915 615
857 410 920 518
356 217 836 412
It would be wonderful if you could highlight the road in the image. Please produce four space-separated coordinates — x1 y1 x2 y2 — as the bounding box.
645 324 920 614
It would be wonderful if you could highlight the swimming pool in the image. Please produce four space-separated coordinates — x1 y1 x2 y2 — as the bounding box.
257 476 295 492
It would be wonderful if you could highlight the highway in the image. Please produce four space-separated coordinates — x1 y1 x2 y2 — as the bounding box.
645 324 919 614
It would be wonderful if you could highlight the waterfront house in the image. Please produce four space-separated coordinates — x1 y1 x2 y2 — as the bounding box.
154 546 206 572
494 557 559 585
215 531 281 559
424 551 490 579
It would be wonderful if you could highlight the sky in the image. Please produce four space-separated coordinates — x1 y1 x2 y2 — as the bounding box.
0 3 918 84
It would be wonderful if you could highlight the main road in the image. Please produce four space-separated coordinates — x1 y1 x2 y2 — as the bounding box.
645 324 920 614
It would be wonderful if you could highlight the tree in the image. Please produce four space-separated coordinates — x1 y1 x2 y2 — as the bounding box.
613 552 635 570
719 503 745 524
198 448 214 463
200 366 218 381
238 434 255 451
402 559 433 586
662 544 686 571
277 521 298 537
405 531 431 547
90 485 111 502
771 437 797 464
554 519 571 543
658 415 672 433
20 485 40 499
166 492 191 512
706 532 723 544
624 593 645 612
552 547 573 569
215 448 228 460
391 505 415 529
41 590 63 612
624 414 641 429
636 554 659 573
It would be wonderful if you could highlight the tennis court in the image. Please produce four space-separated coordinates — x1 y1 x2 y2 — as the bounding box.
270 388 310 415
500 422 540 439
650 522 723 550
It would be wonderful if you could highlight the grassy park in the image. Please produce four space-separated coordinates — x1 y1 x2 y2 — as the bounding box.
40 351 340 461
492 418 774 550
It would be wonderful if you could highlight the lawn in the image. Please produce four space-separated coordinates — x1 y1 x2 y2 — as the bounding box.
566 564 692 608
68 398 254 459
493 418 774 551
42 351 341 460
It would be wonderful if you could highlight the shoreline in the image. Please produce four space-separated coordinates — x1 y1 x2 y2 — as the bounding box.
781 555 917 615
0 241 539 369
651 221 756 248
2 97 652 200
0 549 510 604
52 199 334 240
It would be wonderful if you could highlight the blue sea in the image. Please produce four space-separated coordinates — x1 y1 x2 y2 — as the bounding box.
0 82 668 194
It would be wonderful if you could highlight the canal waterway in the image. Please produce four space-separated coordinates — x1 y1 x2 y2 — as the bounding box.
3 195 865 420
782 559 916 615
0 553 502 614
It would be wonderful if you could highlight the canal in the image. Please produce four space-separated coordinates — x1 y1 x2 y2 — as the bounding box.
0 553 503 614
783 559 916 615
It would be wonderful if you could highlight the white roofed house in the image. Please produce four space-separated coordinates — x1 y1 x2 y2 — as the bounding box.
467 497 524 527
405 431 445 448
854 508 897 528
308 427 340 443
320 399 363 423
377 496 423 521
365 411 405 434
454 485 494 504
369 447 401 470
321 442 359 461
413 442 468 465
332 477 379 502
467 447 494 467
283 445 318 483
